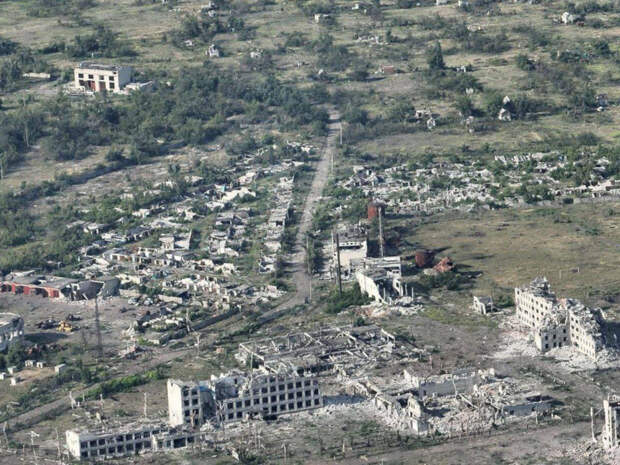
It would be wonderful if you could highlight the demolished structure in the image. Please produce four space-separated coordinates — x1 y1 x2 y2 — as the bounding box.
167 370 322 427
332 223 368 278
0 313 24 352
602 395 620 449
515 277 614 360
348 367 552 437
236 325 412 375
355 258 407 305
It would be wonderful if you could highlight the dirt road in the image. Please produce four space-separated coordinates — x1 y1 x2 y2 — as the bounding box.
258 108 340 322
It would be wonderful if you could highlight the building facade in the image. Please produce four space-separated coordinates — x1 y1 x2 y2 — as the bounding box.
168 371 323 428
74 63 132 93
0 313 24 352
66 424 166 460
515 278 608 360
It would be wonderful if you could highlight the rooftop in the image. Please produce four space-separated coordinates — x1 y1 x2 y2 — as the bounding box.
77 62 130 72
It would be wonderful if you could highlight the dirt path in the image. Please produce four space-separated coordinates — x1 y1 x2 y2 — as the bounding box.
258 108 340 322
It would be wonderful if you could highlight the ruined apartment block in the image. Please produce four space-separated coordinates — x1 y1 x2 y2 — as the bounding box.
515 277 609 360
66 423 166 460
168 371 323 427
65 423 210 461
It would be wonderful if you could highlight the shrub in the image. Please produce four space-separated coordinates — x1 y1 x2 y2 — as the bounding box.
325 283 371 313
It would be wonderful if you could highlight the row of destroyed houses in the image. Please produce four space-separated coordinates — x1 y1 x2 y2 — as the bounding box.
337 153 620 218
2 145 313 343
67 322 599 461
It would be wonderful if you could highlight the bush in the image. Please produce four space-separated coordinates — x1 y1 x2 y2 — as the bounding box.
419 271 468 291
495 294 514 308
516 53 535 71
454 95 475 117
325 283 371 314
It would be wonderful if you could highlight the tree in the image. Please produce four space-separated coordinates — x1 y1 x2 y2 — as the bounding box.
454 95 475 117
388 100 416 122
426 41 445 71
7 341 25 366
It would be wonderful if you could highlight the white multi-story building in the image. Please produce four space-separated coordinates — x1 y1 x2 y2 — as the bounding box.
515 278 608 360
66 423 166 460
0 313 24 352
514 277 557 328
167 371 323 427
74 62 132 93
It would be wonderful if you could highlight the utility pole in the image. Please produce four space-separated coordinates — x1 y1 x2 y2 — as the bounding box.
378 206 385 258
194 333 201 357
22 95 30 148
94 296 103 360
185 307 192 333
144 392 148 419
29 431 39 465
55 428 61 460
306 235 312 275
2 423 8 450
335 232 343 295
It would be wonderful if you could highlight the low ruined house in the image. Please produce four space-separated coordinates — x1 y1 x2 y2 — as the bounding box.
207 44 220 57
498 108 512 121
473 296 494 315
379 65 396 75
433 257 454 273
561 11 576 24
1 273 77 299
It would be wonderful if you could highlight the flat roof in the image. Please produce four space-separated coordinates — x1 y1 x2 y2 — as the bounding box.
0 313 22 326
77 62 130 72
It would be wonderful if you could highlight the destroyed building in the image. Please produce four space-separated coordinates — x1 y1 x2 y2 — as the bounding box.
332 223 368 277
603 395 620 449
167 370 322 427
603 396 620 444
472 296 494 315
351 367 552 437
515 277 612 360
66 423 167 460
0 313 24 352
74 63 132 93
236 325 408 375
405 368 494 400
65 422 210 460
